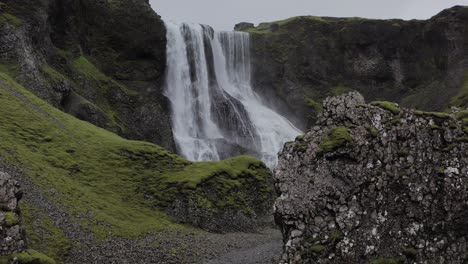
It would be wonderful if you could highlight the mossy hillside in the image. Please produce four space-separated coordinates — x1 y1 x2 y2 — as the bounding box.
0 249 56 264
0 71 180 239
320 126 353 153
0 72 272 244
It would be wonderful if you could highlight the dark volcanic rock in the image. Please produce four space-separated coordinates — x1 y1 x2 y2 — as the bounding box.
275 92 468 263
246 6 468 129
0 171 25 255
234 22 255 31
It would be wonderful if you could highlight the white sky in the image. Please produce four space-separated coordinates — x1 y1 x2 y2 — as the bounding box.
150 0 468 30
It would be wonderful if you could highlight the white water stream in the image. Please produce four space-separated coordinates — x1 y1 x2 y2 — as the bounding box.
164 21 302 168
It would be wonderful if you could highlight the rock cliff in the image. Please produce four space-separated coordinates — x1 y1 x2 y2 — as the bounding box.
241 6 468 129
0 0 174 150
275 92 468 263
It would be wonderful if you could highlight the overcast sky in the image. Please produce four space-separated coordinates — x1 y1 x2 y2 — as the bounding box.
150 0 468 30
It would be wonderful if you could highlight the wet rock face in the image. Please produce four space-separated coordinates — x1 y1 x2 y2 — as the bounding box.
275 92 468 263
0 171 25 255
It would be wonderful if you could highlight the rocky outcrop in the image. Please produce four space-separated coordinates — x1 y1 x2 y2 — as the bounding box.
242 6 468 129
275 92 468 263
0 0 175 151
0 171 25 255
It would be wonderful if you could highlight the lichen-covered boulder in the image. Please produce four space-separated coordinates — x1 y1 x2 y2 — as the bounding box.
275 92 468 263
0 171 25 255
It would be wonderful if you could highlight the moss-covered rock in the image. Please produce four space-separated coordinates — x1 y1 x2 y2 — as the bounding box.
275 92 467 263
319 126 353 153
0 249 56 264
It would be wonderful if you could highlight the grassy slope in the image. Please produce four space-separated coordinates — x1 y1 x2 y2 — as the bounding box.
0 71 269 260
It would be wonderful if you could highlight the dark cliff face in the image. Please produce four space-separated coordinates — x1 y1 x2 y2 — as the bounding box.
0 0 175 151
274 92 468 263
242 6 468 130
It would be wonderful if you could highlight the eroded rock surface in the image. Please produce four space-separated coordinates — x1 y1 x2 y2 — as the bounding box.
0 171 25 255
275 92 468 263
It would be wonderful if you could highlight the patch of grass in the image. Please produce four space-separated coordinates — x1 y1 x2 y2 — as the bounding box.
0 249 56 264
293 134 309 153
414 110 450 119
3 211 19 226
0 12 23 27
455 110 468 120
330 85 351 96
371 256 406 264
451 71 468 108
21 202 72 263
305 97 323 115
72 56 109 82
403 247 417 259
72 55 138 96
39 66 69 83
330 231 344 241
302 244 326 256
366 126 378 138
370 101 401 115
320 126 353 153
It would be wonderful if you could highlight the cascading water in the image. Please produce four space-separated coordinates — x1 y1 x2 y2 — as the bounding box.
164 21 302 168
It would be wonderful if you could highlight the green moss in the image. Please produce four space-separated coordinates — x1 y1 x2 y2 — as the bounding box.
0 12 23 27
371 256 406 264
366 126 378 138
140 155 272 213
302 244 326 256
403 247 417 259
21 202 72 263
40 66 69 83
0 249 56 264
72 55 137 96
455 110 468 120
72 56 109 82
330 231 344 241
0 63 20 78
390 117 401 126
330 85 351 96
3 211 19 226
370 101 401 115
320 126 353 153
451 71 468 108
305 97 323 115
414 110 450 119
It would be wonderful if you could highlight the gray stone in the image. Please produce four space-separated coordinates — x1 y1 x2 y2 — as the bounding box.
274 92 468 263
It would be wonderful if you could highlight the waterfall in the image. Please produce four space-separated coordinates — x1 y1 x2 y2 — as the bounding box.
164 21 302 168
